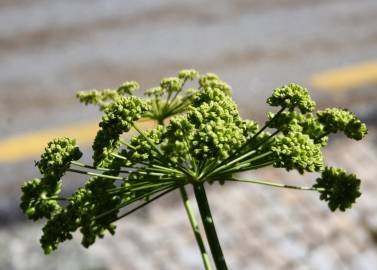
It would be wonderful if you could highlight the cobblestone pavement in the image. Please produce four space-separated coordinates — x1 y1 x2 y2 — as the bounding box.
0 0 377 269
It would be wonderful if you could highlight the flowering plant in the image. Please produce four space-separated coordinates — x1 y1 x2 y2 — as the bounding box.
20 70 367 269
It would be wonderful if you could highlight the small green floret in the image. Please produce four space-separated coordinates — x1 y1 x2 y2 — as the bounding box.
125 125 166 165
77 82 139 110
40 209 72 254
267 83 316 113
93 96 149 167
345 118 368 140
100 96 148 133
317 108 368 140
271 132 324 174
178 69 199 81
76 89 119 110
145 86 164 98
73 177 119 248
268 111 305 134
160 77 184 94
162 87 245 162
314 167 361 211
117 81 139 95
268 111 328 146
37 137 82 180
21 138 81 221
20 178 61 220
199 73 232 95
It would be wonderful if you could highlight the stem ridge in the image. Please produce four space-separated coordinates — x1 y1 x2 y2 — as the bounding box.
194 184 228 270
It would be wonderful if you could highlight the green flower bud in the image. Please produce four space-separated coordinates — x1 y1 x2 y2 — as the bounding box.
317 108 368 140
199 73 232 95
37 137 82 181
117 81 139 95
20 138 79 221
240 120 259 137
313 167 361 211
267 83 316 113
77 177 120 248
124 125 166 164
40 209 73 254
268 111 304 134
345 118 368 140
93 96 149 166
20 178 61 220
76 89 120 110
160 77 183 94
39 175 121 252
178 69 199 81
300 113 328 146
145 86 164 98
268 112 328 146
199 73 219 87
271 132 324 174
162 87 245 162
100 96 149 133
92 130 120 167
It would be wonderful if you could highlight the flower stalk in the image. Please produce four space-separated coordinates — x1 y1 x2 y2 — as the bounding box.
180 186 212 270
194 184 228 270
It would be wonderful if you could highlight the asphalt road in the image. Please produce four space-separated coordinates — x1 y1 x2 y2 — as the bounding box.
0 0 377 269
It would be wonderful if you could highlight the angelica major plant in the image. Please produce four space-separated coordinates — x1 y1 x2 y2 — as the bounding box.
20 70 367 270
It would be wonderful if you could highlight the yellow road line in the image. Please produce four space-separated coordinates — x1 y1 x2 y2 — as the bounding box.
0 119 155 163
311 60 377 91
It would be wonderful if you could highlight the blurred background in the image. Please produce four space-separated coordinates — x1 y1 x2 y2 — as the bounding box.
1 0 377 269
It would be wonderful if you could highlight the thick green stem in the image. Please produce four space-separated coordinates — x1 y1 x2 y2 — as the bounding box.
180 186 212 270
157 118 164 125
194 184 228 270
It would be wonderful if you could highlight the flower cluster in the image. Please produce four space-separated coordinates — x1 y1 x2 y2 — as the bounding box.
270 132 324 174
317 107 368 140
20 178 61 220
117 81 140 95
100 96 147 133
20 138 82 220
267 83 316 113
123 125 166 165
93 96 149 167
76 81 139 110
162 87 246 163
198 73 232 96
37 137 83 179
268 111 328 146
179 69 200 81
313 167 361 211
40 176 120 253
20 69 368 257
